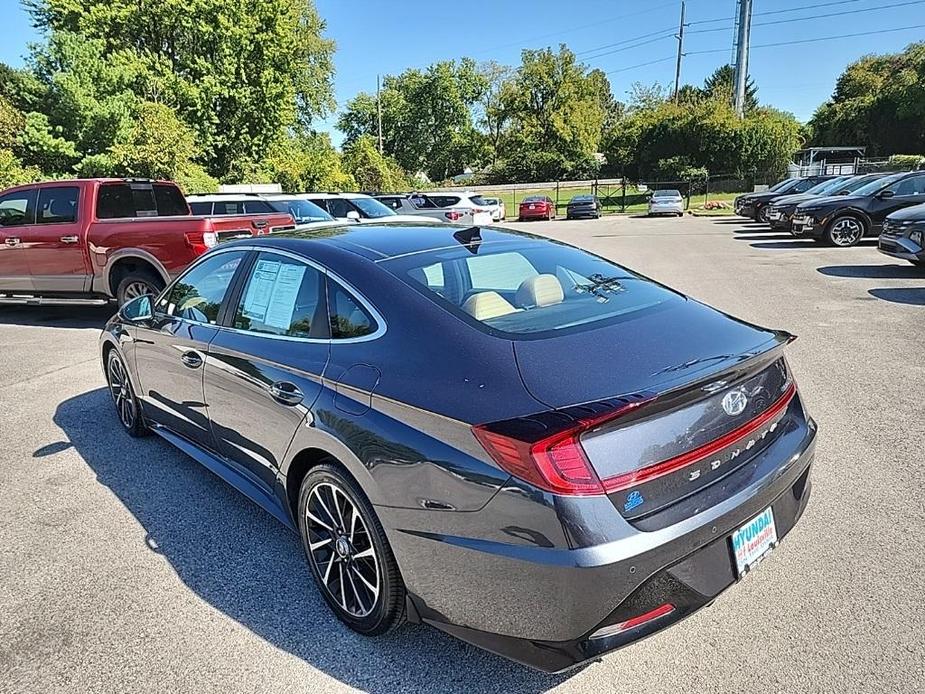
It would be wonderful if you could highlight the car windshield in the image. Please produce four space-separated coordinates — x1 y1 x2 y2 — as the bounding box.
768 178 795 192
805 178 847 195
853 173 905 197
387 241 679 338
653 189 681 197
271 199 333 223
350 197 396 218
839 175 882 193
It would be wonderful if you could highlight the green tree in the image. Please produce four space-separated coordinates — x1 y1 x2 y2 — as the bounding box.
24 0 336 179
702 64 758 112
809 42 925 155
233 132 354 193
0 149 42 189
342 135 407 192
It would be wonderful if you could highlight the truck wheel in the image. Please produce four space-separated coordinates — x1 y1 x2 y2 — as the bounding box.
116 271 164 306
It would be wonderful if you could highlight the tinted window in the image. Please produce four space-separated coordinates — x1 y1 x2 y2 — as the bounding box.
854 173 905 196
157 251 246 323
328 279 377 339
214 201 246 215
233 252 325 338
429 196 460 208
276 199 332 223
768 178 795 192
0 189 36 226
326 198 357 218
244 200 274 214
35 186 79 224
791 179 821 193
393 242 678 338
96 184 158 219
467 195 489 206
891 175 925 196
350 197 395 218
189 201 213 215
154 184 189 216
377 197 403 210
409 195 437 209
523 196 545 203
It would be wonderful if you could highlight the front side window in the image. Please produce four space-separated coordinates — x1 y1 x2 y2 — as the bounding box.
390 242 679 338
157 251 246 323
233 252 325 339
36 186 79 224
855 173 904 197
278 199 333 224
891 175 925 197
350 197 396 218
328 278 377 339
0 189 36 227
325 198 357 219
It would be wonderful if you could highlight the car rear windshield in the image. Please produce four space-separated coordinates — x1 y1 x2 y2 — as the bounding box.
385 241 680 338
652 189 681 197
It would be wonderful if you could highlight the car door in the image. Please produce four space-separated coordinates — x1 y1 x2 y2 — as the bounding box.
22 185 91 293
0 187 36 292
871 174 925 230
132 249 249 448
204 250 330 490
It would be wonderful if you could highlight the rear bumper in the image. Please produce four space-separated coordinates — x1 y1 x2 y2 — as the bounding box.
566 207 599 218
519 209 552 219
384 401 817 672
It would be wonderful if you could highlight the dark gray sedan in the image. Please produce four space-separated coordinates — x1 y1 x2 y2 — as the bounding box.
100 223 816 672
566 194 602 219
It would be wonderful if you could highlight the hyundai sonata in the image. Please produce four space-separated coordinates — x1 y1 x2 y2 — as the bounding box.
100 224 816 672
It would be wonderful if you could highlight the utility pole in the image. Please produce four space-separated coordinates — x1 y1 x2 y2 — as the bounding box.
732 0 753 118
376 74 383 153
673 1 686 101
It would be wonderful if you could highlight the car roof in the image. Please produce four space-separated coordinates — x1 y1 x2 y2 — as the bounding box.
187 193 304 202
226 223 539 262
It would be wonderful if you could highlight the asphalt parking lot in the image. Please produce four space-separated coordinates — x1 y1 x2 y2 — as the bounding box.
1 214 923 694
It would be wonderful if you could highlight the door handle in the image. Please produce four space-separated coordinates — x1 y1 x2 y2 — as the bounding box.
4 237 20 247
269 381 303 406
180 351 203 369
60 235 79 244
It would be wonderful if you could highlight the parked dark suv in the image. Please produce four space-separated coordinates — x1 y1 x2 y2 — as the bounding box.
879 202 925 266
765 174 886 232
791 171 925 247
734 176 833 223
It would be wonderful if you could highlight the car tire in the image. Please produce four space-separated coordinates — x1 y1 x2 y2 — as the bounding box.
116 270 164 307
298 462 406 636
823 215 867 247
106 349 148 438
756 205 770 223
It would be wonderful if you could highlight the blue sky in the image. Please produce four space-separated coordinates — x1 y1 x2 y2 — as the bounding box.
3 0 923 147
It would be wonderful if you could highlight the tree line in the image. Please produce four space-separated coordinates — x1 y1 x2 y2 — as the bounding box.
1 1 922 193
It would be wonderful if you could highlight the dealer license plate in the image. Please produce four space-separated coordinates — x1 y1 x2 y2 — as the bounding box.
730 507 777 576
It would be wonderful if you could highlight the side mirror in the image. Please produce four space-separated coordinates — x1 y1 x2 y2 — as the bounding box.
120 294 153 322
878 189 895 199
345 210 361 221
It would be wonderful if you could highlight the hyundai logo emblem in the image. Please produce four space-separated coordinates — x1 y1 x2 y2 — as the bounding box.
722 389 748 416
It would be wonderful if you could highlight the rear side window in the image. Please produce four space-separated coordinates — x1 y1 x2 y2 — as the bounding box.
96 184 157 218
189 202 213 215
391 242 679 338
327 278 377 339
429 196 460 208
233 253 325 339
214 201 246 215
157 251 246 323
0 189 37 226
154 184 189 216
36 186 79 224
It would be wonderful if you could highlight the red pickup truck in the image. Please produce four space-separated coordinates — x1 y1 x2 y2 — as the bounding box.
0 178 294 305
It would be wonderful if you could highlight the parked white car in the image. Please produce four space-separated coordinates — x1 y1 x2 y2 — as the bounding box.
648 189 685 217
300 192 424 224
186 193 336 226
375 192 493 225
481 196 506 221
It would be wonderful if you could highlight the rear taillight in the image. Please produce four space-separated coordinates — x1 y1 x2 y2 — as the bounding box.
471 399 652 496
445 210 464 221
184 231 217 255
590 603 675 640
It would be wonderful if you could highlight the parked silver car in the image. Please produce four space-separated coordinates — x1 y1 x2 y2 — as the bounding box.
648 189 685 217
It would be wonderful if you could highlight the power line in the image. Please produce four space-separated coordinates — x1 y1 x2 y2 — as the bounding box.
575 26 677 57
687 22 925 56
581 33 678 62
689 0 925 35
690 0 870 26
605 55 677 76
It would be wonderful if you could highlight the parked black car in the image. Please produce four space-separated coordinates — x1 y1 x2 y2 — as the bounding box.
765 175 882 232
99 224 816 672
791 171 925 247
879 202 925 266
734 176 834 222
565 194 602 219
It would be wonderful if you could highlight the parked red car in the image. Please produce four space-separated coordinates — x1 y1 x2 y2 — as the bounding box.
0 178 294 305
518 195 556 221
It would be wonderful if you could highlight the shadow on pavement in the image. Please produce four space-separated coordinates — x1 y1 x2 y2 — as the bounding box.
867 287 925 305
53 388 570 693
749 240 820 250
817 264 924 279
0 304 114 329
